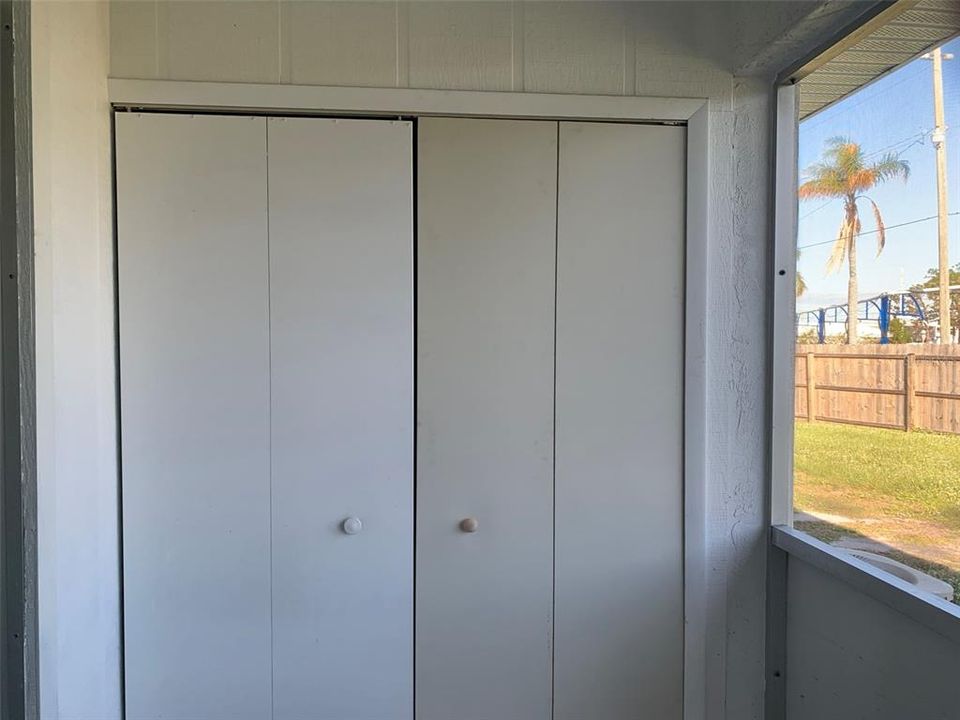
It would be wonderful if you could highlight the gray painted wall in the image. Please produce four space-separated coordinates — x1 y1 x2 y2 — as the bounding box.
34 1 875 719
786 559 960 719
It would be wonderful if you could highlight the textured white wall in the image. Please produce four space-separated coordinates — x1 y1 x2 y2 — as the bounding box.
786 560 960 718
34 2 850 719
32 2 119 720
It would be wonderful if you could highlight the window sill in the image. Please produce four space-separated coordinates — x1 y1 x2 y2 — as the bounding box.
771 525 960 643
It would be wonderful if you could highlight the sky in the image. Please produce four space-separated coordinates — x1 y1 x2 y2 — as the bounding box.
797 37 960 326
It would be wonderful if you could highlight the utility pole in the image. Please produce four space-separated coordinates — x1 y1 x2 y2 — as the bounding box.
927 47 954 342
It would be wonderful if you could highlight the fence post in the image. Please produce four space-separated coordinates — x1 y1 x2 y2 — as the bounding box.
806 353 816 422
904 353 916 432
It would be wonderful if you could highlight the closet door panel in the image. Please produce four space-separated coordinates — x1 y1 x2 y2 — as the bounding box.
268 117 414 720
117 113 271 720
555 121 686 720
416 117 556 720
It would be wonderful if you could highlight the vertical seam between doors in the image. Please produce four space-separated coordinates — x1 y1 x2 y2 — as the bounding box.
411 117 418 720
265 118 275 720
551 120 560 720
112 110 128 720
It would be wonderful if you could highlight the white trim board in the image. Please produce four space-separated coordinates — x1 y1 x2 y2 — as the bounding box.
683 102 709 720
107 78 711 720
770 83 799 528
108 79 705 123
772 526 960 644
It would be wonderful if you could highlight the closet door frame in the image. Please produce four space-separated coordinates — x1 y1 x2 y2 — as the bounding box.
109 82 710 720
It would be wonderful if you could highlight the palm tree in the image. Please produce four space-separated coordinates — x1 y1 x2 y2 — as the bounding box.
799 137 909 343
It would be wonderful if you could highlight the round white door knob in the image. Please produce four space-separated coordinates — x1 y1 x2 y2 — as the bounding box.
341 517 363 535
459 517 479 533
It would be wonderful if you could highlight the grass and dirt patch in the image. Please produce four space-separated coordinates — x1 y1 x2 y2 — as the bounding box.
794 422 960 602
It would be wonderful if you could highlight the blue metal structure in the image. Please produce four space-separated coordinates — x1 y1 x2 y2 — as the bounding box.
796 292 926 344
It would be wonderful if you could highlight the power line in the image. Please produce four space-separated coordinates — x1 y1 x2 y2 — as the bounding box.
800 199 833 220
798 211 960 250
862 129 929 159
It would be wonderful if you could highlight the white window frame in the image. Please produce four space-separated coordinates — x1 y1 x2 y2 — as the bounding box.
768 81 960 635
770 83 799 530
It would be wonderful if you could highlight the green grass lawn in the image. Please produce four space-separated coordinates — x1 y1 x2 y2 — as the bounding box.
794 422 960 602
795 422 960 526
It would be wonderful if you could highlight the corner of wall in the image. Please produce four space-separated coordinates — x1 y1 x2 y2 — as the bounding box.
32 2 120 719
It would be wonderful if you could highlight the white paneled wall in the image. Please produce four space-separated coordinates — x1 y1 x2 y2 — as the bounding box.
34 2 850 719
408 3 515 90
110 1 737 101
284 2 399 87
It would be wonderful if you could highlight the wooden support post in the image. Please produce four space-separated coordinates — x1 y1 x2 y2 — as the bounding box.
806 353 816 422
905 353 916 431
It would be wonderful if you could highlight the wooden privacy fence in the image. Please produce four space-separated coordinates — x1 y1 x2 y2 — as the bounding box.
794 344 960 434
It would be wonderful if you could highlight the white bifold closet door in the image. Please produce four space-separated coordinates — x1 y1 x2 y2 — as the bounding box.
416 117 685 720
118 113 413 720
554 121 685 720
119 111 681 720
117 113 273 720
416 117 557 720
268 116 414 720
